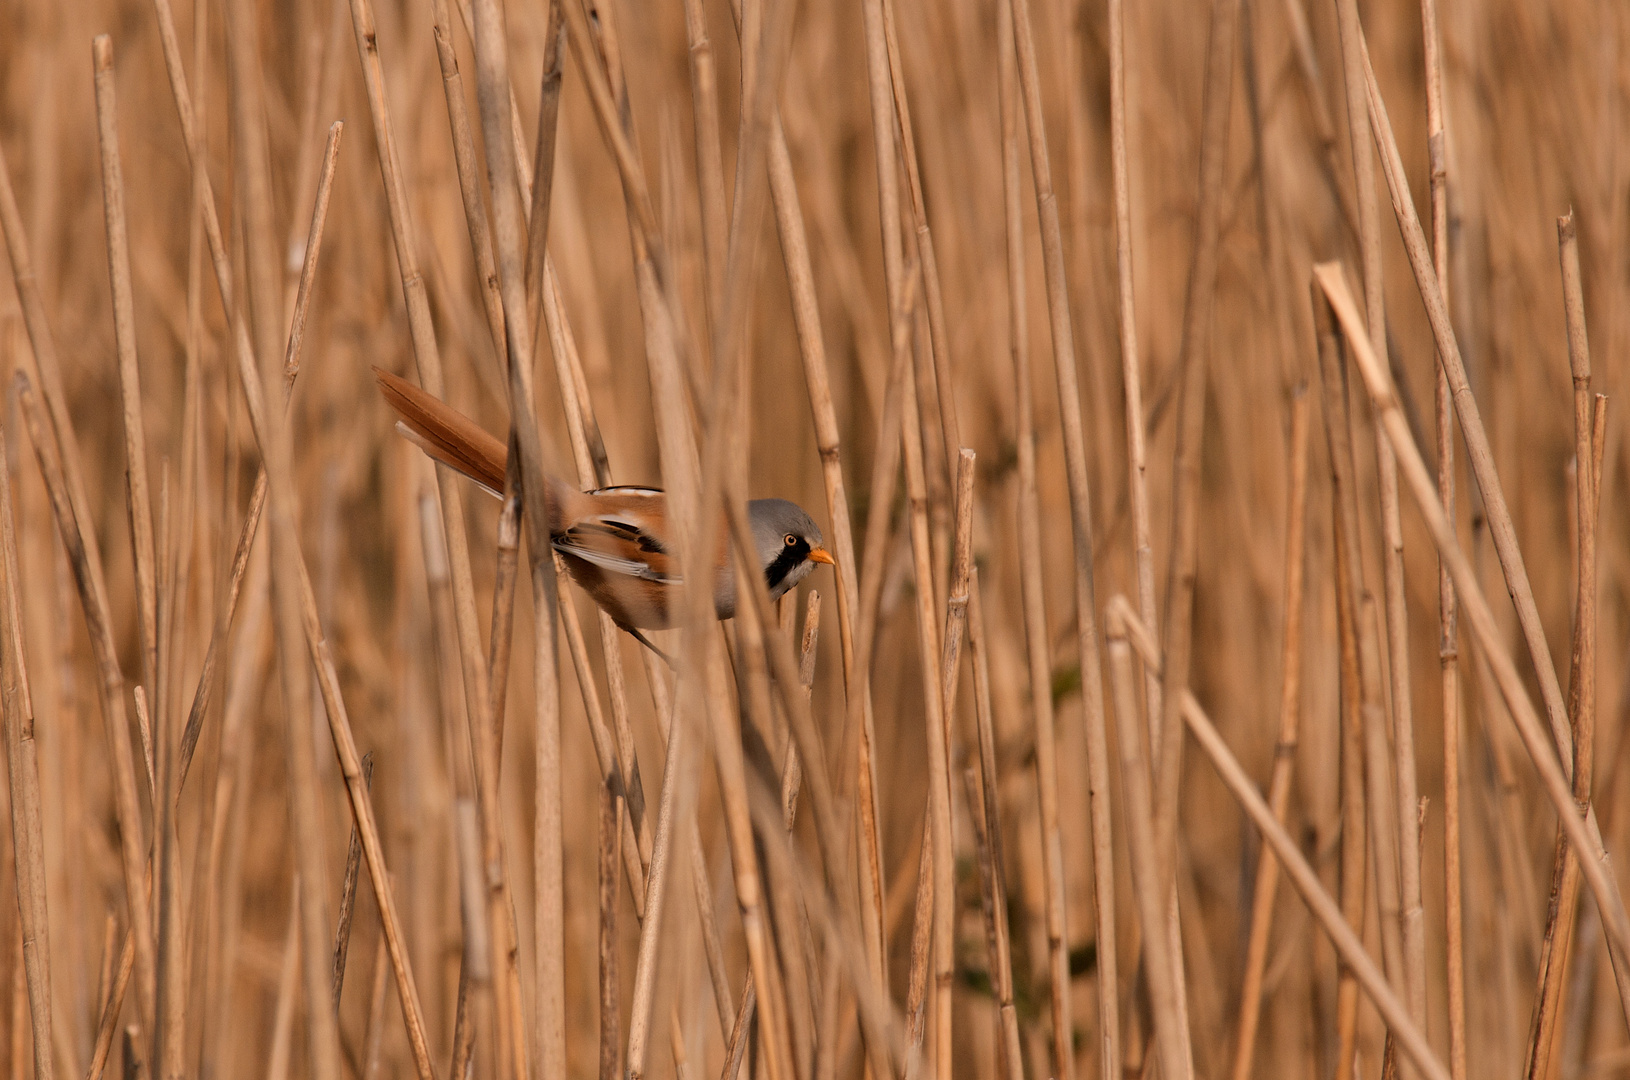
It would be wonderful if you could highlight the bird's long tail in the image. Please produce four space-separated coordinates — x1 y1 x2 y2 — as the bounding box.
373 366 508 497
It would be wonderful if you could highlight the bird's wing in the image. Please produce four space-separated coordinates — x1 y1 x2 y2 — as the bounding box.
553 513 684 585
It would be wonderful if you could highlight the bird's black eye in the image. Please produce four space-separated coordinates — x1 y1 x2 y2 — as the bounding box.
784 534 798 547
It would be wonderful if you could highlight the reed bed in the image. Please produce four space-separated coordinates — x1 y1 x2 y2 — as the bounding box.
0 0 1627 1078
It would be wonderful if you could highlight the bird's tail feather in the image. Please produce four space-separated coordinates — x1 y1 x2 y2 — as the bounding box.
373 366 509 497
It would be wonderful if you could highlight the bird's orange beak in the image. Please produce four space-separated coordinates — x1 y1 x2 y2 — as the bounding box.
807 547 835 566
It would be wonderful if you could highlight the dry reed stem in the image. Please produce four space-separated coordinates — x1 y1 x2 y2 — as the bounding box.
1109 0 1159 797
1319 257 1406 1016
1524 212 1600 1080
332 753 375 1009
0 159 157 1049
0 418 51 1080
599 782 622 1080
1333 0 1425 1038
1228 386 1310 1080
154 476 184 1080
624 669 689 1080
935 451 978 1055
1417 0 1464 1068
1105 605 1191 1080
427 0 507 370
91 36 158 720
895 306 954 1076
1315 263 1630 1020
681 0 730 337
964 563 1024 1080
1316 290 1369 1080
523 0 565 330
1006 0 1126 1069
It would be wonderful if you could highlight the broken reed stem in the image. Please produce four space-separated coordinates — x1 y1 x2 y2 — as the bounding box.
1316 290 1368 1080
332 754 375 1009
1005 0 1126 1073
1334 0 1424 1040
92 35 159 717
929 450 978 1076
0 418 52 1080
0 152 158 1045
1417 0 1464 1070
1524 212 1600 1080
962 568 1025 1080
283 122 342 382
1228 386 1310 1080
1315 263 1630 1023
148 4 441 1071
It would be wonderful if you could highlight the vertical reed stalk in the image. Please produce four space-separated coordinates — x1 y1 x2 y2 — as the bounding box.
91 36 158 719
0 419 51 1080
1523 212 1599 1080
1417 0 1464 1070
1228 387 1310 1080
599 782 622 1080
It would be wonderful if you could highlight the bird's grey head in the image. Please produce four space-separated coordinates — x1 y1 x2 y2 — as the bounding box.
748 498 830 600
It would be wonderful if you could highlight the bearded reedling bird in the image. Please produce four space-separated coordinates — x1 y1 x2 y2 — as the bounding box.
374 367 833 656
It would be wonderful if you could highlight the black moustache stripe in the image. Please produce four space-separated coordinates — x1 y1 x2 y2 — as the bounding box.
764 540 810 592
